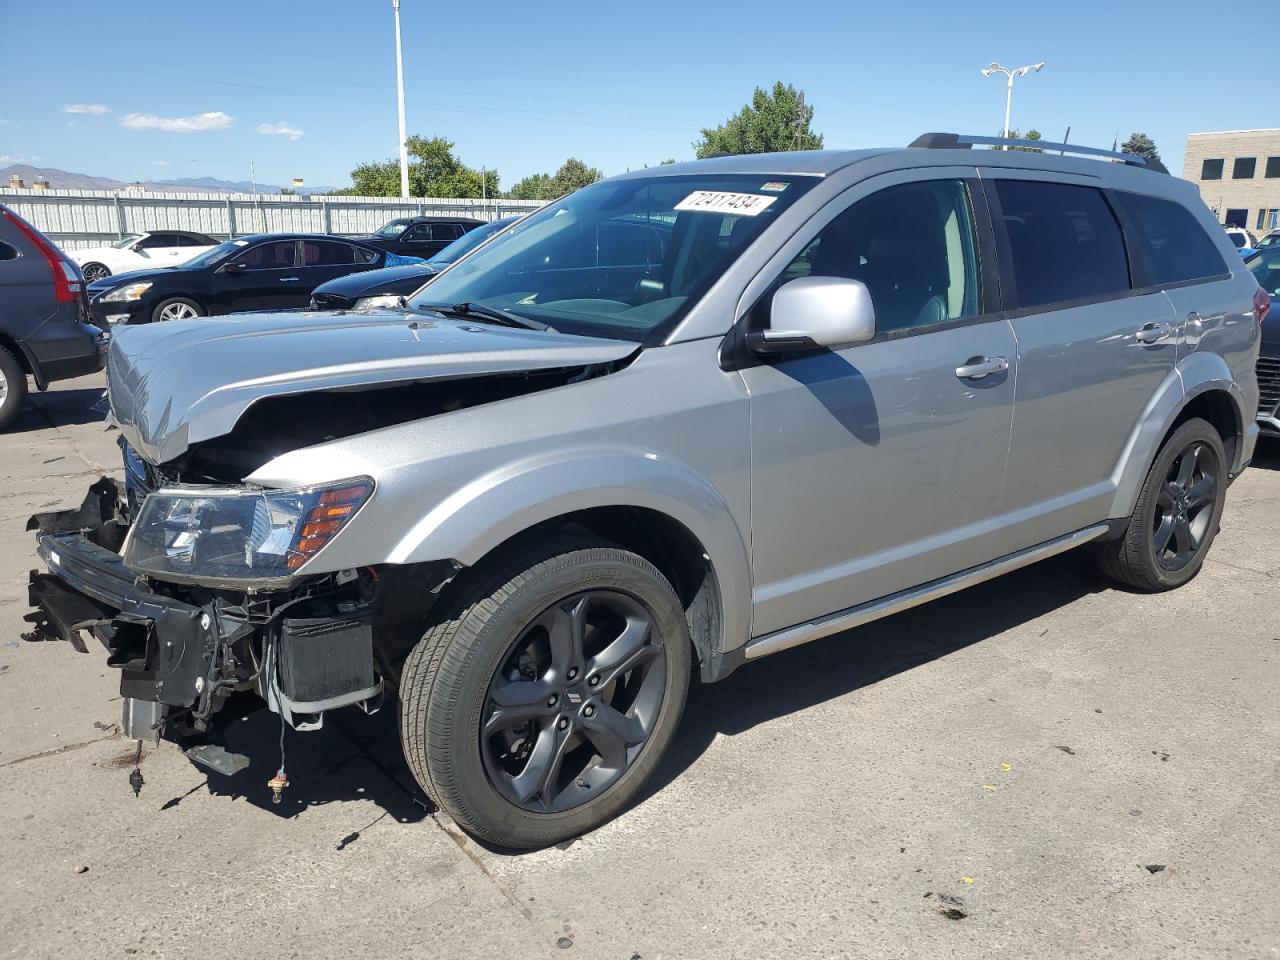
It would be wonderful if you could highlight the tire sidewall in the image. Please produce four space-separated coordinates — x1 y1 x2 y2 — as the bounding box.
0 347 28 431
425 549 691 846
1132 418 1227 588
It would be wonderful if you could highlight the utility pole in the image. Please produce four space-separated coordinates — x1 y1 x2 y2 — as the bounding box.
792 91 806 151
393 0 410 199
980 62 1045 146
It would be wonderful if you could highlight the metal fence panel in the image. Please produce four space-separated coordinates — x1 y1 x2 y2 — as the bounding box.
0 188 546 251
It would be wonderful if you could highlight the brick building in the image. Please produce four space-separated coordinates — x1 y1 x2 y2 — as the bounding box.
1182 129 1280 236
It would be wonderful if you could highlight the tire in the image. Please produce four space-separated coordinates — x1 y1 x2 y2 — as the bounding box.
1096 417 1227 591
81 262 111 283
0 345 28 432
151 297 203 323
400 535 691 850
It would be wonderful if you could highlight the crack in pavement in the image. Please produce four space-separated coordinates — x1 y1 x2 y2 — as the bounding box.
2 731 119 768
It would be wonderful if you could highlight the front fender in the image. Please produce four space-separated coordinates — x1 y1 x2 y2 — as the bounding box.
1107 351 1248 519
388 445 754 660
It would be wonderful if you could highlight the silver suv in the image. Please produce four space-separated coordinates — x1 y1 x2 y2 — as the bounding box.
27 134 1265 849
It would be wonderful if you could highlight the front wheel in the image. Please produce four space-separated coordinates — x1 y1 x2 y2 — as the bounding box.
151 297 203 323
399 536 691 849
1096 417 1227 591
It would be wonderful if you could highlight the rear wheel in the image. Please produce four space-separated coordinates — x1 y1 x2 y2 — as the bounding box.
81 262 111 283
1096 417 1227 591
0 345 28 431
152 297 203 323
399 536 691 849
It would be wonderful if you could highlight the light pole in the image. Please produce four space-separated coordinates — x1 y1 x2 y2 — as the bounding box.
392 0 410 199
980 61 1045 145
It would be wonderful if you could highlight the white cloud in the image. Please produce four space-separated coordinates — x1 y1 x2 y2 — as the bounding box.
63 103 110 115
256 121 304 141
120 111 233 133
152 159 172 166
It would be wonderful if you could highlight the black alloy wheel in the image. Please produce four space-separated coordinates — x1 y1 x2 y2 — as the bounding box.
481 590 667 813
1151 439 1219 571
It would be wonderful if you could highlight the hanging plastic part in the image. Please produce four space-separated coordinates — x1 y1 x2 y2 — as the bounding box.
128 740 144 798
266 634 289 805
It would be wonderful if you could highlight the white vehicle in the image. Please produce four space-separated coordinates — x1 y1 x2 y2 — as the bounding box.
1225 226 1259 252
70 231 219 282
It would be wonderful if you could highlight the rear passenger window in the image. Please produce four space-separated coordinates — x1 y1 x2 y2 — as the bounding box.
430 223 463 242
992 180 1130 309
1115 192 1228 286
0 241 17 261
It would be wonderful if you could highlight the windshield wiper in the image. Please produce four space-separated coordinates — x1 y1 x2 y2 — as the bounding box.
419 301 552 332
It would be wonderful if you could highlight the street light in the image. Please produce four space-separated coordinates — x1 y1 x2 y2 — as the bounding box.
980 61 1045 146
392 0 410 199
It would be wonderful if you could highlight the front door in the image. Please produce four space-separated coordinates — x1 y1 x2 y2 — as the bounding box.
743 174 1018 638
216 239 302 312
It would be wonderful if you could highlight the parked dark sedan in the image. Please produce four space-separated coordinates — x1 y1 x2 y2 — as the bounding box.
1250 249 1280 437
0 205 109 428
88 234 389 325
355 216 486 258
311 216 519 310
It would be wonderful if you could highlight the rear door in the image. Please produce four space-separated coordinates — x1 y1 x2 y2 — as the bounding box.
984 173 1177 551
135 232 186 265
400 222 461 257
295 240 380 302
743 171 1018 637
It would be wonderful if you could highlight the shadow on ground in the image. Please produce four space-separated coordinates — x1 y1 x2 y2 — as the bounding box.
1249 436 1280 471
12 387 107 433
172 550 1105 849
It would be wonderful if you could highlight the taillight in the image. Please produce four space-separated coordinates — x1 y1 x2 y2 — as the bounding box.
0 207 83 303
1255 286 1271 328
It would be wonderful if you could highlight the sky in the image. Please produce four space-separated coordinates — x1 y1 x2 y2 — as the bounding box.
0 0 1262 191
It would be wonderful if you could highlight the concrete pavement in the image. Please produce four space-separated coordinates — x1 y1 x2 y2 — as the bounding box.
1 375 1277 959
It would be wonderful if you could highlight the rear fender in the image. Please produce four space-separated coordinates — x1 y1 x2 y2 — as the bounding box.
1107 352 1247 519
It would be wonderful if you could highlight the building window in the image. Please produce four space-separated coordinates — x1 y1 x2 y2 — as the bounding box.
1266 157 1280 179
1201 158 1224 180
1225 208 1249 228
1233 157 1257 179
1259 209 1267 231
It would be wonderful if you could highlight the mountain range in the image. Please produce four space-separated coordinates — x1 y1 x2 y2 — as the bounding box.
0 163 341 195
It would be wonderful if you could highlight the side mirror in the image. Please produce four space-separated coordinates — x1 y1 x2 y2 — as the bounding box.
747 276 876 355
219 261 244 275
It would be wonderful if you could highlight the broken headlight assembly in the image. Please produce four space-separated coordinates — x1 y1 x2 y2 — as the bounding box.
122 478 373 587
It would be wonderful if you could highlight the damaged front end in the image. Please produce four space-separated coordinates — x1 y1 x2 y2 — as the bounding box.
25 476 455 750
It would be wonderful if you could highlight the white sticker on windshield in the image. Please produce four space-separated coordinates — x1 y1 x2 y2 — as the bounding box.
674 190 777 217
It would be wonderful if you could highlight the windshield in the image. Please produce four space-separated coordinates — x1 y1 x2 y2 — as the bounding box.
428 218 514 264
376 219 412 239
112 234 145 249
181 239 248 269
1249 251 1280 296
409 175 817 343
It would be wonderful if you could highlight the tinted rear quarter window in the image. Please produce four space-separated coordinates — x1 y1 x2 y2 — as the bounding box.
1115 192 1228 286
992 179 1131 309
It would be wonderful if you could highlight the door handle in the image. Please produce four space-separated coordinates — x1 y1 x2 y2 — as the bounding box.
954 356 1009 380
278 276 300 282
1135 322 1172 343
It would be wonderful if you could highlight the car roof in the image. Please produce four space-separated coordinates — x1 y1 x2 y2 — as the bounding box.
610 146 1177 186
230 233 382 244
389 215 486 224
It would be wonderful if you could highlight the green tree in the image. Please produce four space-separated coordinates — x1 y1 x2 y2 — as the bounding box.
694 82 822 159
508 159 603 200
1120 132 1161 164
348 136 498 198
508 172 554 200
1004 128 1044 152
550 158 603 196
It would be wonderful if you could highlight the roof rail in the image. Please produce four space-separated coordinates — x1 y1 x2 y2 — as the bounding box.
908 132 1169 174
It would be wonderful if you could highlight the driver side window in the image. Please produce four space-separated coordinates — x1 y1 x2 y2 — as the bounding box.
779 179 982 334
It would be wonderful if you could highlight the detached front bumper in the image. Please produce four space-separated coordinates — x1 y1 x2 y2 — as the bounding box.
24 480 387 740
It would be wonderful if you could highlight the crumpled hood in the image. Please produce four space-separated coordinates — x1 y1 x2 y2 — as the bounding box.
107 309 638 464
